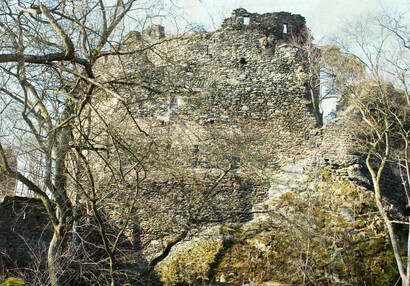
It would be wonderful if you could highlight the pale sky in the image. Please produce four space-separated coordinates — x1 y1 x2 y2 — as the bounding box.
170 0 409 41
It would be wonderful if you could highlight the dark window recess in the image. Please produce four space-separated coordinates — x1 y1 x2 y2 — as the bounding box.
239 58 247 65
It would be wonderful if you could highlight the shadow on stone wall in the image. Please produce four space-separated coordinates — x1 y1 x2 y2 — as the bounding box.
0 195 163 285
0 196 52 267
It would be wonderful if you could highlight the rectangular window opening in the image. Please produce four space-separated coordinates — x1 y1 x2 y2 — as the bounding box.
283 23 288 34
243 16 250 26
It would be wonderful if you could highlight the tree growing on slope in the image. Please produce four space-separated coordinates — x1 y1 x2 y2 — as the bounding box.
325 11 410 285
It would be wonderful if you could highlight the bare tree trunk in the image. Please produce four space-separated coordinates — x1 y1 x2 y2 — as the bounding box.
373 186 408 285
407 219 410 286
48 228 64 286
366 149 409 285
309 87 322 126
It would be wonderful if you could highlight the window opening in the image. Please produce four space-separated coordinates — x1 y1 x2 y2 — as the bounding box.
243 16 250 26
283 23 288 34
239 57 247 65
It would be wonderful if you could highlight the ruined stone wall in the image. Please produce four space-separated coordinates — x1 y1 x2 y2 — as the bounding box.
0 9 394 278
221 8 307 42
97 8 319 172
319 111 362 168
89 9 325 252
0 196 51 269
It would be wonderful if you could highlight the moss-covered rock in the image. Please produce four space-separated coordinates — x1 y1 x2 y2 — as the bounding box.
0 278 26 286
156 171 399 285
156 239 222 285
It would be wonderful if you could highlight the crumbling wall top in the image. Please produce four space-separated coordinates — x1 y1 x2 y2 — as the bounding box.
142 24 165 41
221 8 307 41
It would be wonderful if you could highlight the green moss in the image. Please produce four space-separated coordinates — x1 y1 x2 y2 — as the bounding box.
156 239 222 285
157 169 399 285
319 169 332 178
222 170 397 285
215 242 275 285
0 278 26 286
220 225 242 237
338 170 348 176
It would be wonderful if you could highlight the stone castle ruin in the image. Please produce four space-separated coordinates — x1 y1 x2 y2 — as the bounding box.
82 7 371 256
2 9 404 281
89 8 332 243
99 8 323 170
222 8 308 43
0 7 358 266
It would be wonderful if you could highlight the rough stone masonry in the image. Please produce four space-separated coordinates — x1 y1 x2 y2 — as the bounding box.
98 8 323 168
1 9 388 272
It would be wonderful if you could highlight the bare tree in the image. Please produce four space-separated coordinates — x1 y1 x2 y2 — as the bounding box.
327 11 410 285
0 2 257 284
289 29 323 125
0 1 148 284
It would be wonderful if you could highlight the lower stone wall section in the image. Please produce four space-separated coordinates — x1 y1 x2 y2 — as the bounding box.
0 196 51 270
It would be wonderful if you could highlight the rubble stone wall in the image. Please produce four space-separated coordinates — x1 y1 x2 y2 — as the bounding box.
91 8 358 245
0 9 367 272
0 196 51 269
98 8 321 172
